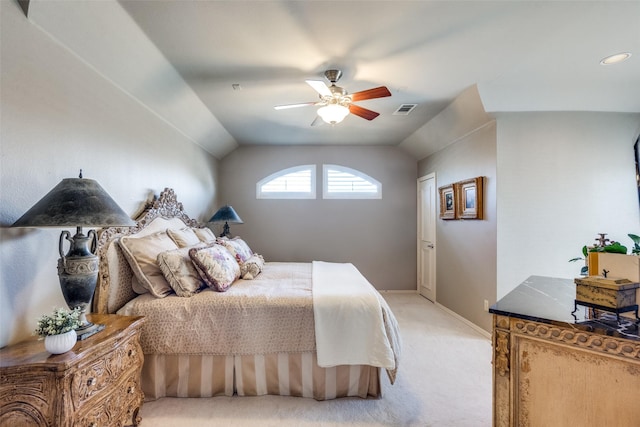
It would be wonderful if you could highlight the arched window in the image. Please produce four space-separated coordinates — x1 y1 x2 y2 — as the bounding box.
323 164 381 199
256 165 316 199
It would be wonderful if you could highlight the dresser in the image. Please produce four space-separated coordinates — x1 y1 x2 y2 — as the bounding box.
0 314 145 426
490 276 640 426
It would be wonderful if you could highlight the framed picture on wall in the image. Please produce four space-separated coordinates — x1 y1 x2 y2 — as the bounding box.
438 184 456 219
455 177 484 219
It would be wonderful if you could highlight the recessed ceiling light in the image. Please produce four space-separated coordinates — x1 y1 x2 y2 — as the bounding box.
600 52 632 65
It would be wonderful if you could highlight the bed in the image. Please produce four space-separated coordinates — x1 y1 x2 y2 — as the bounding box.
93 188 401 401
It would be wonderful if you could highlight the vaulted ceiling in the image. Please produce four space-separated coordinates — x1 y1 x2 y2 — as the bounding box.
25 0 640 158
118 0 640 144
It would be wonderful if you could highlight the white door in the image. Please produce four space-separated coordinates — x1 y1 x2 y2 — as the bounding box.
418 173 436 301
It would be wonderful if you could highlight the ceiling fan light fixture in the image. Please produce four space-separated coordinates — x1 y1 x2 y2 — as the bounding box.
317 104 349 124
275 69 391 124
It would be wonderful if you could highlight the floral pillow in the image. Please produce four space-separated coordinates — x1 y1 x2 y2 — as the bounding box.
218 237 253 263
239 253 265 280
157 243 206 297
189 244 240 292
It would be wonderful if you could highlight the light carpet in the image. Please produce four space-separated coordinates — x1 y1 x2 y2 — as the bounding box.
139 293 492 427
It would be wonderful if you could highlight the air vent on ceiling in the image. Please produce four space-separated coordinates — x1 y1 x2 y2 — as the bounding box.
392 104 417 115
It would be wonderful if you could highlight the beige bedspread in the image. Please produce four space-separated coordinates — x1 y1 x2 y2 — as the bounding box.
117 262 317 355
117 261 400 383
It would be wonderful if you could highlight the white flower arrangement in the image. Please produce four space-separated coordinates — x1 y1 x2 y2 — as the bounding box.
34 307 82 337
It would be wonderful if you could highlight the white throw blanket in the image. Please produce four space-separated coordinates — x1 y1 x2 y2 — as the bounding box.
312 261 396 369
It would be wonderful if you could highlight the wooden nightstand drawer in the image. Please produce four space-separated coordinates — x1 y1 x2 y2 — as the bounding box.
0 314 145 427
75 371 144 427
71 336 143 407
0 374 55 426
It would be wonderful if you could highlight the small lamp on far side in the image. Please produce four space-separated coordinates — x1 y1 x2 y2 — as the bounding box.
209 205 243 238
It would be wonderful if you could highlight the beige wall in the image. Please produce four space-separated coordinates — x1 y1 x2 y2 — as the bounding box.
218 145 418 291
416 108 640 333
496 112 640 298
0 0 220 347
413 82 640 333
417 123 497 332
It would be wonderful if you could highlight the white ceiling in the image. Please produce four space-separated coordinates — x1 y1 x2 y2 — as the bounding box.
27 0 640 155
116 0 639 148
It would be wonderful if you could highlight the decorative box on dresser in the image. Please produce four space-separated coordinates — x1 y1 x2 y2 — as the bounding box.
0 314 145 427
489 276 640 427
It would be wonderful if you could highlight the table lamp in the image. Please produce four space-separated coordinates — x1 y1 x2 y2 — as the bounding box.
11 171 135 340
209 205 243 238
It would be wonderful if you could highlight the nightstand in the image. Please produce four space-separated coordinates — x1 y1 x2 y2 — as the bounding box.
0 314 145 426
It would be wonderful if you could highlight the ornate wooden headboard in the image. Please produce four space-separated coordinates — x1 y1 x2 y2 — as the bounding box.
93 188 202 314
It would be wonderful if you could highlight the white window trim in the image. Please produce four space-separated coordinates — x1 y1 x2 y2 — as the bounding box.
256 165 316 199
322 164 382 199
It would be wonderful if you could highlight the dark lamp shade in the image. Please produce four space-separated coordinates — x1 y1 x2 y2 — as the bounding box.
11 178 135 228
208 205 243 224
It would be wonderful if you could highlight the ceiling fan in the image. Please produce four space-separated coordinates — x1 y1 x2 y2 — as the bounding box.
274 70 392 125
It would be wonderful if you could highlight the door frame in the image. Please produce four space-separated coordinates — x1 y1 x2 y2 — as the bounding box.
417 172 436 300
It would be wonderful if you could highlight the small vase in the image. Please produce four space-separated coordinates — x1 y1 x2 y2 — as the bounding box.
44 329 77 354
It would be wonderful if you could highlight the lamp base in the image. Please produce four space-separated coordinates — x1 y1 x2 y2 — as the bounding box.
76 322 105 340
219 221 231 238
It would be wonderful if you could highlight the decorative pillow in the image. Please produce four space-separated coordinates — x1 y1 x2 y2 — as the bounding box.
167 227 201 248
157 243 206 297
119 232 178 298
193 227 217 244
218 237 253 263
189 244 240 292
130 275 146 295
240 253 265 280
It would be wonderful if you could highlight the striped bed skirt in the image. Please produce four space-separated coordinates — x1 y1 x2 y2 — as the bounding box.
141 352 381 401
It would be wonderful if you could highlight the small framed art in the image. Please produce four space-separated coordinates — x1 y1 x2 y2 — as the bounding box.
456 177 484 220
439 184 456 220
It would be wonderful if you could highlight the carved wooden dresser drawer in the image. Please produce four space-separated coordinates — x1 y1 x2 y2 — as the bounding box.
490 276 640 426
0 314 145 427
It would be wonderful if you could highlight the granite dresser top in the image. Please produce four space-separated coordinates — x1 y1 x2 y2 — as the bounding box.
489 275 639 342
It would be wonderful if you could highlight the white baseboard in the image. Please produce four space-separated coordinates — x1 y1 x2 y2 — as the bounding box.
379 290 492 339
435 302 492 339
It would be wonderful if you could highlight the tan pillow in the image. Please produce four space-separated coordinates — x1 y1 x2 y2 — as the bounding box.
130 275 146 295
119 231 178 298
157 243 206 297
167 227 201 248
193 227 217 244
240 253 265 280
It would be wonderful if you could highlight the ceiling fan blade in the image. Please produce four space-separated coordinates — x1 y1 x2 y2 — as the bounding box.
274 101 318 110
306 79 332 97
349 104 380 121
350 86 392 102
